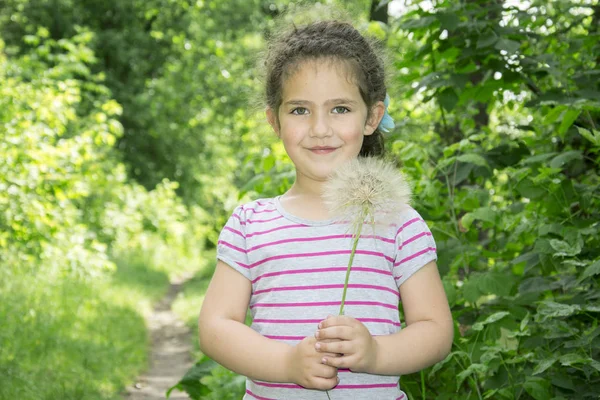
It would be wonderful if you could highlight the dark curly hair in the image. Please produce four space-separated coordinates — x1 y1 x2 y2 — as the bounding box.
264 20 387 157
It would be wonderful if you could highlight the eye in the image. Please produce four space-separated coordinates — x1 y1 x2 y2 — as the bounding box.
332 106 350 114
291 107 309 115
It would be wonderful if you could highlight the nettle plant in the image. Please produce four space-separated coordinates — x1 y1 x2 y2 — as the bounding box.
389 1 600 399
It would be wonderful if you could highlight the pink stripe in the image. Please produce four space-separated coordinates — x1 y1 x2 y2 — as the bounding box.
401 231 432 248
249 208 277 214
394 274 404 281
252 266 392 284
396 217 421 236
218 240 246 254
398 395 406 400
253 283 398 297
247 250 394 269
394 247 436 266
254 318 322 324
252 381 302 389
233 214 284 225
251 381 398 390
255 200 271 206
248 234 394 253
223 225 244 238
264 335 304 340
358 318 401 326
250 300 398 310
247 223 308 238
253 318 400 327
246 389 276 400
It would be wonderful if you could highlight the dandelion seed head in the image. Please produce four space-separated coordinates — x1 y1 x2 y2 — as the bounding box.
322 157 412 230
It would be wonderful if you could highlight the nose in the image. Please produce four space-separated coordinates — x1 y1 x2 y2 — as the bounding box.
309 111 332 138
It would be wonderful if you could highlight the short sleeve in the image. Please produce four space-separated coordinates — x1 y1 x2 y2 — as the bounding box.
393 207 437 288
217 206 251 280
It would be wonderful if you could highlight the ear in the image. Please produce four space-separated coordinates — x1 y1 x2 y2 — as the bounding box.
266 107 280 137
364 101 385 136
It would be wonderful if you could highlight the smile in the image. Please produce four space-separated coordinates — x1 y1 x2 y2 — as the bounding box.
308 146 338 154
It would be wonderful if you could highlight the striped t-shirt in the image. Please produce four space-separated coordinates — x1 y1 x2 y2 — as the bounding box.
217 196 437 400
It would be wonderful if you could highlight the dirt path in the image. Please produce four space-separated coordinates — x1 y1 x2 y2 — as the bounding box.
124 276 194 400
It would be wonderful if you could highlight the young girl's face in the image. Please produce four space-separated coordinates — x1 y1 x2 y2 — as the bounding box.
267 59 382 188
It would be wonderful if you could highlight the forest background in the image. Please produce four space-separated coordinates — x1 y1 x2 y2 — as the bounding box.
1 0 599 399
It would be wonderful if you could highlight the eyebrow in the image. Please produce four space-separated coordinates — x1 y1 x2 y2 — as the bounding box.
283 98 359 106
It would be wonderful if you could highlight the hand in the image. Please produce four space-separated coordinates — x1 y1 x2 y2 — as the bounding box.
286 335 339 390
314 315 378 373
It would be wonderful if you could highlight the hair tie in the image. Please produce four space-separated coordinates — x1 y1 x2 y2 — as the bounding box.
378 94 395 133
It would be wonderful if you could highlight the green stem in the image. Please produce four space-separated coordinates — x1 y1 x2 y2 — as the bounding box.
421 370 426 400
339 223 363 315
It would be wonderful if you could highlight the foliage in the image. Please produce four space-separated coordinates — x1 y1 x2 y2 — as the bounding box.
0 13 208 399
2 0 600 399
171 1 600 399
389 0 600 398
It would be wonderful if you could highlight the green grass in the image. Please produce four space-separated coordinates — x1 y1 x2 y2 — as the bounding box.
0 252 180 400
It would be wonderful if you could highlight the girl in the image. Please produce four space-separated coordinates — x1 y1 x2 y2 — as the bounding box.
198 18 453 400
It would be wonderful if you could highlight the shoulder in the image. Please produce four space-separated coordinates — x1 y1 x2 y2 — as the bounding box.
394 205 426 227
230 197 278 222
390 206 432 239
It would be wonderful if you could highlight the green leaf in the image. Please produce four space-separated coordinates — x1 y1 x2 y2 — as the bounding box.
557 109 581 136
456 363 486 388
463 272 514 303
401 16 437 29
462 207 497 230
524 377 552 400
581 260 600 280
544 106 566 125
576 126 600 146
559 353 591 367
495 38 520 54
457 153 489 168
549 150 582 169
549 239 582 257
536 301 581 322
437 87 459 112
166 358 219 399
437 12 460 31
472 311 510 331
516 179 546 199
521 152 557 165
477 31 498 48
532 358 557 375
429 351 461 378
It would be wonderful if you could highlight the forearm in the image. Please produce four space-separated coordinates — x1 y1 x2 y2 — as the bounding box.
198 317 293 382
369 319 453 376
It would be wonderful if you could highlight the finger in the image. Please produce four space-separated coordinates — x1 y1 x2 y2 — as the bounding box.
319 315 356 329
316 325 353 341
316 340 349 354
315 364 338 379
322 355 351 369
307 375 339 391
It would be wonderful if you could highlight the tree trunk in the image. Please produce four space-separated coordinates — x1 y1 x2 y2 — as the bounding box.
370 0 388 24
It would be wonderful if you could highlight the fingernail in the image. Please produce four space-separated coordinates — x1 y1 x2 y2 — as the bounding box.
321 357 327 364
315 342 321 350
318 322 322 329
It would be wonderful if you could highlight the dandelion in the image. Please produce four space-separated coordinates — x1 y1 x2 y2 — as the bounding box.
322 157 412 315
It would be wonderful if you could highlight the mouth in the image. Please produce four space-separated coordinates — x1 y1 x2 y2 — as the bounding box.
308 146 338 154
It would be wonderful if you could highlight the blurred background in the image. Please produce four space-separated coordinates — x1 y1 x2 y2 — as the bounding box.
1 0 599 399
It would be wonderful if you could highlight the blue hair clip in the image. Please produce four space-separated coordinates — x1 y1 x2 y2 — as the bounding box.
378 94 395 133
